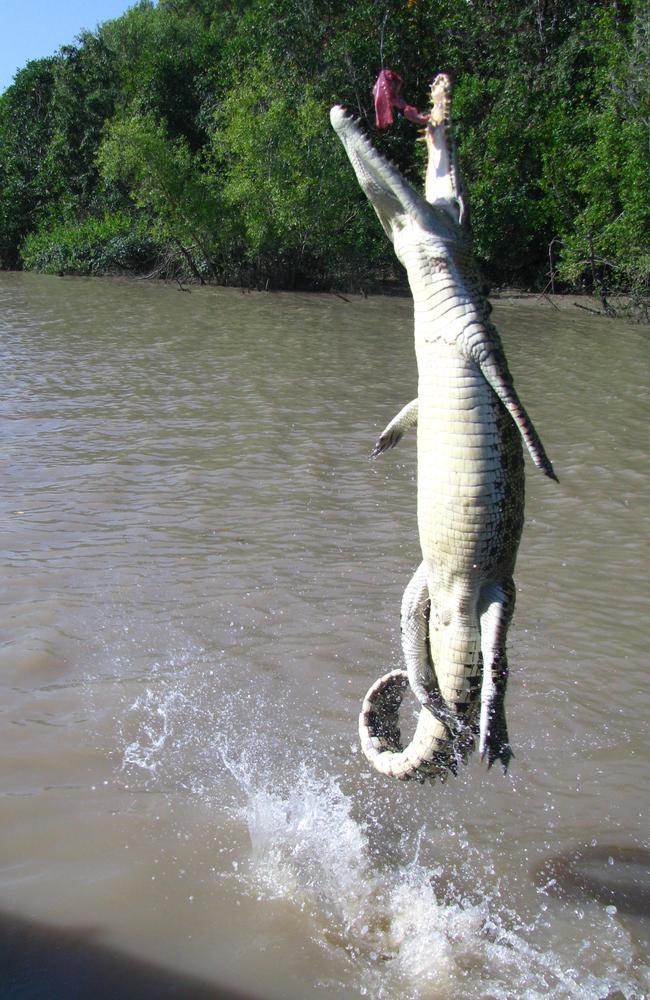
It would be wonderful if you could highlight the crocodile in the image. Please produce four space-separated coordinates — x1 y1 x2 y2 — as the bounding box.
330 73 557 782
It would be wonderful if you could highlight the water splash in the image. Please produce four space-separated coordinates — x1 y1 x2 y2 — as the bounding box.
114 658 648 1000
120 686 191 773
232 764 644 1000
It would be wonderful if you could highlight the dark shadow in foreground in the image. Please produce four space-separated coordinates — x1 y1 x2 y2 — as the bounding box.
534 845 650 918
0 907 260 1000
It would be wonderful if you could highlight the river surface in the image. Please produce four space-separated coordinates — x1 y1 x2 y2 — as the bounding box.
1 271 648 999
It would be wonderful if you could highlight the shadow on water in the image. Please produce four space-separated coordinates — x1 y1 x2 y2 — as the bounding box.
0 907 258 1000
534 845 650 919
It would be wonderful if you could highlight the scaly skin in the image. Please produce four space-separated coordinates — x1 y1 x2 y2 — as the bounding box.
331 74 557 782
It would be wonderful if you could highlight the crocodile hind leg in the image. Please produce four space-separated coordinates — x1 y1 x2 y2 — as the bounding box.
478 580 516 771
357 564 463 783
401 562 433 707
401 562 462 738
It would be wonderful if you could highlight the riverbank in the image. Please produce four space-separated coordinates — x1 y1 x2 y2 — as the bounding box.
490 288 646 322
6 266 645 324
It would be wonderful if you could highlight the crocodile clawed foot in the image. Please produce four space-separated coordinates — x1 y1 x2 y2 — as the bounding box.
422 692 466 741
482 741 514 774
371 428 402 458
480 724 513 773
450 725 475 770
479 692 513 773
444 755 458 777
414 752 455 784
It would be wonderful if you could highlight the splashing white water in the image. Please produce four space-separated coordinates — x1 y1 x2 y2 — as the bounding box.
121 686 191 773
237 766 645 1000
115 662 649 1000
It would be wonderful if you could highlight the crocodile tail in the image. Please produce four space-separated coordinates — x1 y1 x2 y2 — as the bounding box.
358 670 461 782
435 615 482 712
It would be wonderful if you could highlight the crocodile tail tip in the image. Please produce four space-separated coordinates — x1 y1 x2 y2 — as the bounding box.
358 670 456 783
543 461 559 483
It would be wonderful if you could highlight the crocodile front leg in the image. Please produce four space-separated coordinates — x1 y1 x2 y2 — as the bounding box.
478 580 516 770
371 398 418 457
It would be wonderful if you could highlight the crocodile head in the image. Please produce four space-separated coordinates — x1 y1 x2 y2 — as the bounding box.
330 72 467 252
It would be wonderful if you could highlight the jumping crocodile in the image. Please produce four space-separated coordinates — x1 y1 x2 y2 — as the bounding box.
330 73 557 782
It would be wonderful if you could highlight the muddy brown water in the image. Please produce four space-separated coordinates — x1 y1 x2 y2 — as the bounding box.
1 271 648 999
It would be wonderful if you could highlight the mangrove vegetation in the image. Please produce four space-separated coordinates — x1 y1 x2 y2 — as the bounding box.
0 0 648 313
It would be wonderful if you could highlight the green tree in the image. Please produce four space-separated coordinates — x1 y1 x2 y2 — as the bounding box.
98 0 221 147
541 3 650 308
0 0 647 309
98 110 220 281
41 33 119 212
208 60 388 287
0 59 58 267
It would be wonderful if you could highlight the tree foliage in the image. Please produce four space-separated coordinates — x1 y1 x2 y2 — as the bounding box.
98 111 221 280
0 0 647 309
21 211 159 275
0 58 58 267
